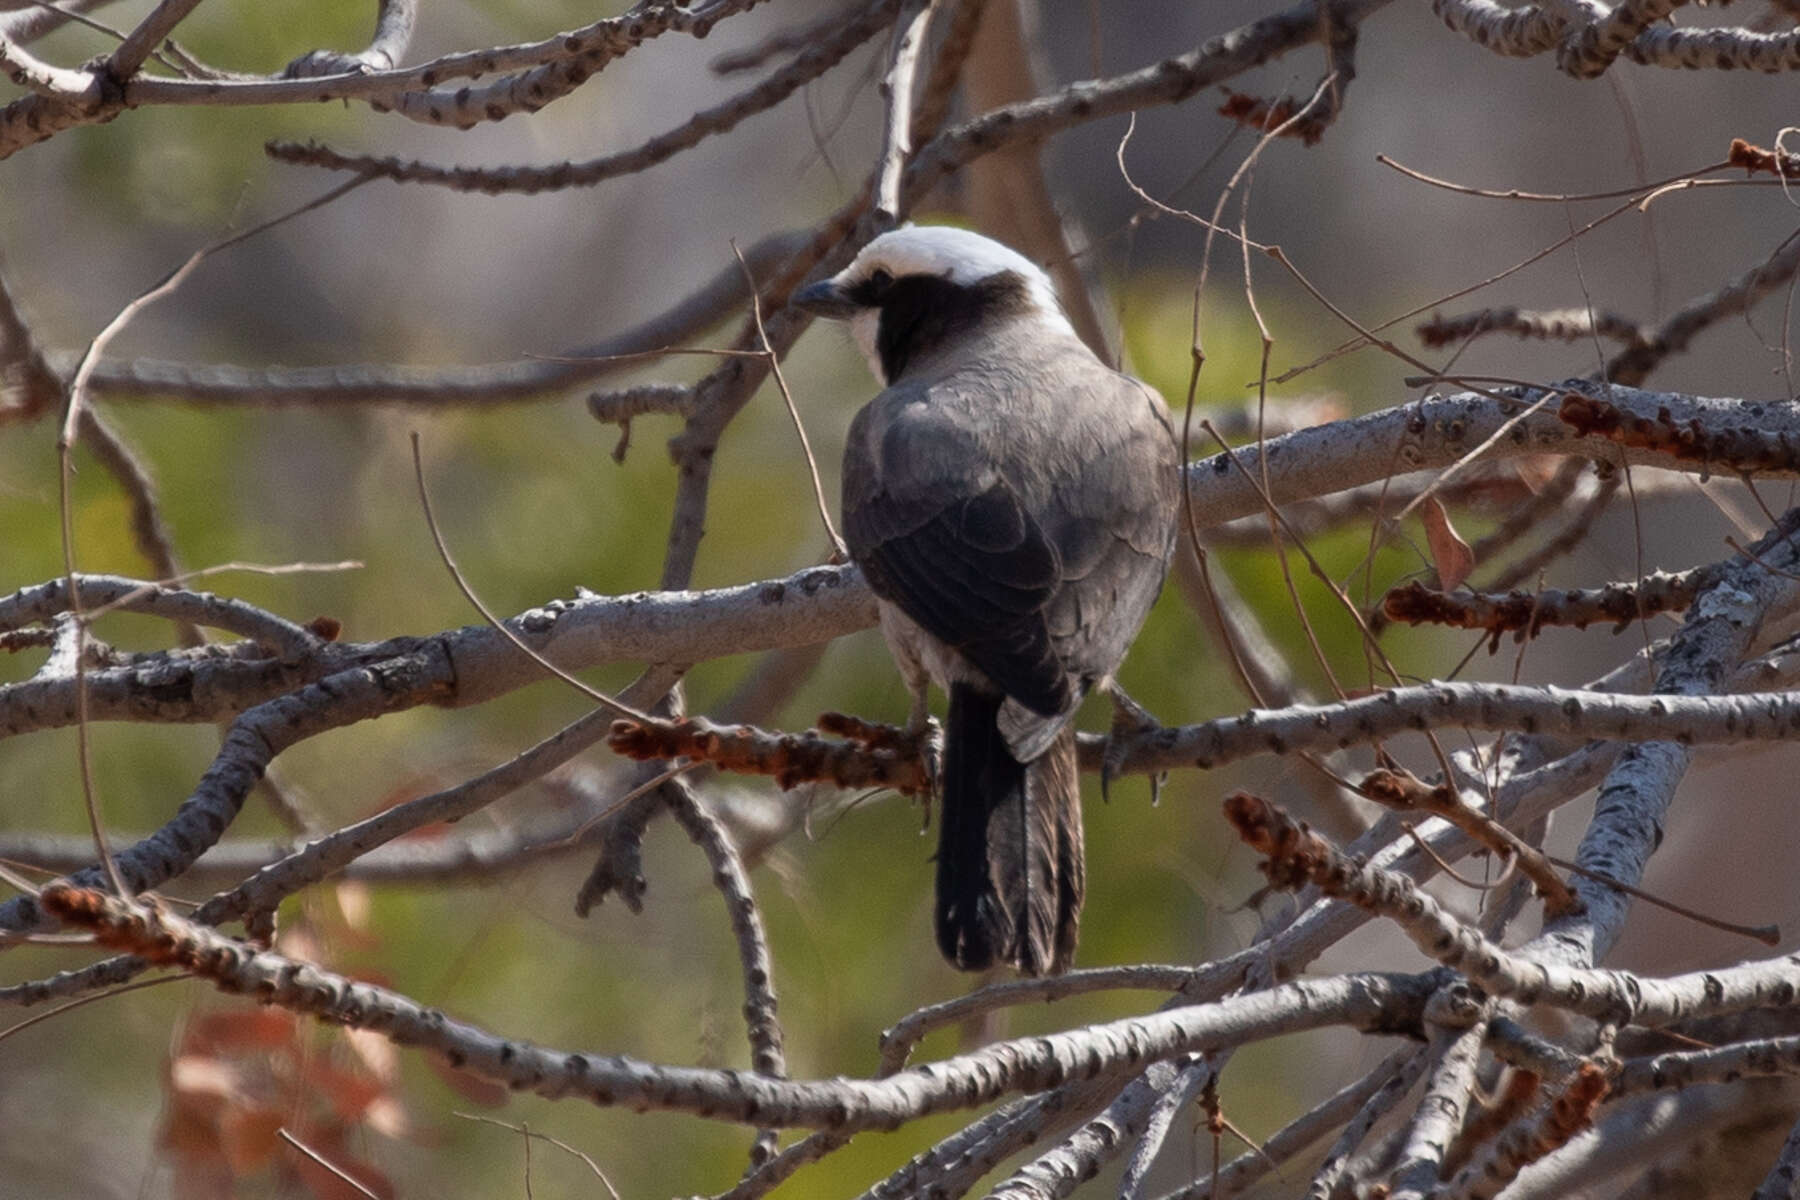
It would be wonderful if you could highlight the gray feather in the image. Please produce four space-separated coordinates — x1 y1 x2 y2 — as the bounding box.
843 324 1180 704
998 695 1075 763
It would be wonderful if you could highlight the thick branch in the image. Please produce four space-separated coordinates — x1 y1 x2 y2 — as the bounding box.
283 0 419 75
3 651 453 936
606 678 1800 791
266 0 897 193
1228 793 1800 1029
1381 568 1706 641
0 0 772 157
0 564 874 737
1532 506 1800 971
37 883 1438 1131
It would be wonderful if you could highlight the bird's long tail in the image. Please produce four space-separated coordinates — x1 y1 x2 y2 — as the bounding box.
935 683 1084 975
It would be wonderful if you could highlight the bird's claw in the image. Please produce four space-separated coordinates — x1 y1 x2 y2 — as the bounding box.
900 715 942 831
1101 686 1164 804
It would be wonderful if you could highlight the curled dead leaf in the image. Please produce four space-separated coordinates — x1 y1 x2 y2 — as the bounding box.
1421 496 1475 591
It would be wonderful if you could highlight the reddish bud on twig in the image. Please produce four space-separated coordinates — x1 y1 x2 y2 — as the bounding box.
1381 574 1699 645
607 714 931 794
1728 137 1800 180
1217 89 1332 145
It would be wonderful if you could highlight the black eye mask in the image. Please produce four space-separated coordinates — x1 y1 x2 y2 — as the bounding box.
872 271 1031 382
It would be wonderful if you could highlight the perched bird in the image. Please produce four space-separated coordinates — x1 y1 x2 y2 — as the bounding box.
795 225 1180 976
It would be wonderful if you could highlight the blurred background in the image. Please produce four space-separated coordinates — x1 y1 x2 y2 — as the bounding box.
2 0 1798 1195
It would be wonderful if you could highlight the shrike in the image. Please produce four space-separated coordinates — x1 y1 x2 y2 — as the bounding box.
796 225 1179 975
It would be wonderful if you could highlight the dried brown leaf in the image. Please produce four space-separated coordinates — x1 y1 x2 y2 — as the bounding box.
1422 496 1476 590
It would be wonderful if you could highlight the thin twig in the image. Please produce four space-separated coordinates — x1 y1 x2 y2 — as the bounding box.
454 1113 623 1198
731 241 844 558
872 0 934 225
276 1128 380 1200
408 433 648 724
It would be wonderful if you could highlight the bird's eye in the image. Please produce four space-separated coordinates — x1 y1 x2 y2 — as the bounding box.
868 268 894 294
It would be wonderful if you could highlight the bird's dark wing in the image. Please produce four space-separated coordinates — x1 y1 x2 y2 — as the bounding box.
1037 376 1182 682
843 379 1073 717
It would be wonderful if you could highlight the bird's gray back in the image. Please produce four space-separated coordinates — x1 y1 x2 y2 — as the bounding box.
842 323 1179 722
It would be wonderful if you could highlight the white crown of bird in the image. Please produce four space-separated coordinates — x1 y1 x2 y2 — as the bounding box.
837 225 1072 328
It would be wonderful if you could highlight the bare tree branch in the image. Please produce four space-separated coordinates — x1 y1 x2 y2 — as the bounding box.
36 883 1441 1131
266 0 899 194
10 2 1800 1192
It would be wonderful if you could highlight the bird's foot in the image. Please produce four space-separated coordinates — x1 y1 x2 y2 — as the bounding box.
1102 685 1166 805
907 716 943 830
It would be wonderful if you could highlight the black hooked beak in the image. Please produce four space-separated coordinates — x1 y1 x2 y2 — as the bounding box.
791 278 860 319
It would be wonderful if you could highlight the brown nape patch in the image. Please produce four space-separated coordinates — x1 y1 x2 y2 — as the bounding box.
876 270 1035 382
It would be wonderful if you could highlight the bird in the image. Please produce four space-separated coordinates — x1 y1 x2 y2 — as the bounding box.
794 224 1180 976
